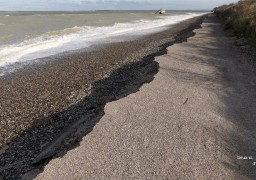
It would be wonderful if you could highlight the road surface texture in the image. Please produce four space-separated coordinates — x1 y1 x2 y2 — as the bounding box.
35 15 256 179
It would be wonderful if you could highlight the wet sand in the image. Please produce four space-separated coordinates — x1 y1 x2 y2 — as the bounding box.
36 15 256 179
0 16 205 179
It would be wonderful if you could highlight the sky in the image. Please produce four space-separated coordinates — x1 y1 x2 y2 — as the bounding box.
0 0 239 11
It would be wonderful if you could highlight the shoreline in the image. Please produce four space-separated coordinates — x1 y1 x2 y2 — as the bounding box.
0 15 206 179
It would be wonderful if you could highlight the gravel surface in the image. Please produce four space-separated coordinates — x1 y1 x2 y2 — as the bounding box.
36 14 256 180
0 16 205 179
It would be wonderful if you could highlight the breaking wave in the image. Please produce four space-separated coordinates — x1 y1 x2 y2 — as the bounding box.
0 12 206 75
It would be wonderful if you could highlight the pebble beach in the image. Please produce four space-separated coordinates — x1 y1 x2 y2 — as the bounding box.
0 16 204 179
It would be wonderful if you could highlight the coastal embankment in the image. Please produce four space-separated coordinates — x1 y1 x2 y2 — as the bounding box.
214 0 256 48
36 14 256 179
0 16 205 179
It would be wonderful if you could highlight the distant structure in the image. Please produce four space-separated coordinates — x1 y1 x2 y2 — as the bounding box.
155 8 166 15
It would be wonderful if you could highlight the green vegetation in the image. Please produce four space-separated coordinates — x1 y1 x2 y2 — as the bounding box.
214 0 256 47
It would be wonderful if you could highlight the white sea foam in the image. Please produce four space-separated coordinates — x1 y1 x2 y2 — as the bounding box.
0 12 206 75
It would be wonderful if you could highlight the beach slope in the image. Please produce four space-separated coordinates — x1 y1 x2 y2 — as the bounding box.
36 15 256 179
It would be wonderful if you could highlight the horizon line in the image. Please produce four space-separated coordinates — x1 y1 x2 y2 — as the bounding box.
0 9 211 12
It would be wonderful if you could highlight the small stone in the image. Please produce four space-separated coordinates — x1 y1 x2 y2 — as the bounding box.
0 145 9 155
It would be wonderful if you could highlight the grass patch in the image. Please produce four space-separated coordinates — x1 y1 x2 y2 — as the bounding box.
214 0 256 47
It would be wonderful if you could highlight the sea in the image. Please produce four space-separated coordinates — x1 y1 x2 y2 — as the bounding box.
0 11 207 75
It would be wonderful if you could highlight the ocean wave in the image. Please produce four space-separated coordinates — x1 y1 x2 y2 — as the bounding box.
45 26 83 36
0 12 206 75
